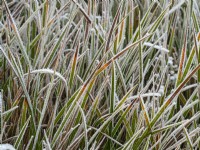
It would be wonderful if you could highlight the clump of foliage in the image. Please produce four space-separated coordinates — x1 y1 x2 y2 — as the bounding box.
1 0 200 149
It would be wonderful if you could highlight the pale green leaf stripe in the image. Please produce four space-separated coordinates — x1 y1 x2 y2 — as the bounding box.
14 116 31 149
138 14 143 88
2 106 18 116
69 43 79 88
183 127 193 150
77 103 88 150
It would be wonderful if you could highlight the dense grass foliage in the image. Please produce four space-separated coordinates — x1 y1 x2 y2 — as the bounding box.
1 0 200 149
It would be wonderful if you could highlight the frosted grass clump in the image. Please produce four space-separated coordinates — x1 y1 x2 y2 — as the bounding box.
1 0 200 149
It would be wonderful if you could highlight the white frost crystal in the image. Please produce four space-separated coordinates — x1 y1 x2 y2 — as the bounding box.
154 74 160 78
167 59 173 65
0 144 15 150
169 70 175 75
158 85 165 95
170 76 175 81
